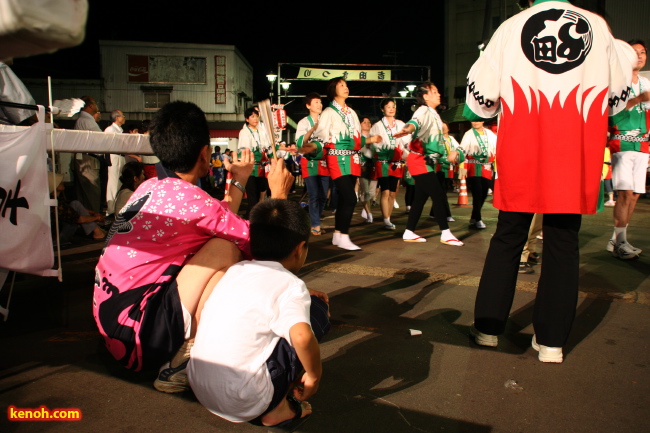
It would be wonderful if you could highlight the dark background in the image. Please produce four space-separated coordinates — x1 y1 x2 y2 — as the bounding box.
10 0 447 120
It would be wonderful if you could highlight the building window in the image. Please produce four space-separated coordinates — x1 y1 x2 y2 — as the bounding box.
141 86 172 109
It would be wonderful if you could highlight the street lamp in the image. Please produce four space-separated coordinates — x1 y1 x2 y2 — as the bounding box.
266 73 277 99
280 81 291 96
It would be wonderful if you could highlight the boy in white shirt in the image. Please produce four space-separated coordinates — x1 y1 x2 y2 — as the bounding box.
188 199 330 427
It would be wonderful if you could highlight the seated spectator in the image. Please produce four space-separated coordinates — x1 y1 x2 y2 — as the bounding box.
113 162 145 215
50 173 106 243
91 101 294 393
188 199 330 427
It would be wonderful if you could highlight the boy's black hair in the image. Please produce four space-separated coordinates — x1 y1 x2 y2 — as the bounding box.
326 77 346 100
415 81 438 106
250 199 310 261
149 101 209 173
304 92 321 106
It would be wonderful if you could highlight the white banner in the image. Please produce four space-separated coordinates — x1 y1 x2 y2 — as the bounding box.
0 121 57 276
296 68 392 81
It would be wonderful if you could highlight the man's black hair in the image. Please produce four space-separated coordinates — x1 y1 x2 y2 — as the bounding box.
139 119 151 134
628 39 647 50
149 101 209 173
250 199 310 261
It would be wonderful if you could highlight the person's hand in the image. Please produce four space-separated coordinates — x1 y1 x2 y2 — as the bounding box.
224 148 254 181
294 372 320 401
267 157 294 199
447 150 459 164
393 127 411 138
370 135 382 144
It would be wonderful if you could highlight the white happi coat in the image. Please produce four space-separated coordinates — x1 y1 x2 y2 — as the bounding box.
464 0 636 214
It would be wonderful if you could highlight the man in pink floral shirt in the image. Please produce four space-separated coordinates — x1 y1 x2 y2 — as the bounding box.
92 101 292 392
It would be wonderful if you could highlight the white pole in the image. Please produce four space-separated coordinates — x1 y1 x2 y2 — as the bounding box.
48 76 63 282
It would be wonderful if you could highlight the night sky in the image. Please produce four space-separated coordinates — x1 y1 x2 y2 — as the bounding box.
11 0 446 119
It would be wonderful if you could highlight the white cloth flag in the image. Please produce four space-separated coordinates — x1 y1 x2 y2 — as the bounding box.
0 120 57 276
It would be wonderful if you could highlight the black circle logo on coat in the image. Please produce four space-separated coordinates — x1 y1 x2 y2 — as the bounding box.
521 9 593 74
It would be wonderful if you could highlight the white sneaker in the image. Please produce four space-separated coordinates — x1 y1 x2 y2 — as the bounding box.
604 200 615 207
531 335 563 363
609 240 641 255
475 220 486 229
336 234 361 250
361 209 368 220
393 200 399 209
332 232 341 246
367 214 374 224
613 241 642 259
403 229 426 242
470 325 498 347
447 216 455 222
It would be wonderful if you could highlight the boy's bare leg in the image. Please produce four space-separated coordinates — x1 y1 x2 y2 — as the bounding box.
176 237 243 338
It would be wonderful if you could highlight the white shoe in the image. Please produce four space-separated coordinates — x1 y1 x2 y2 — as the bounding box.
361 209 368 220
604 200 615 207
337 234 361 250
613 241 642 259
531 335 563 363
403 229 426 242
470 325 498 347
367 214 373 224
332 232 341 246
393 200 399 209
475 220 486 229
447 216 455 222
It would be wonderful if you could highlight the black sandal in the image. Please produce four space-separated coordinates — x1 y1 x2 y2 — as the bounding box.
273 395 310 430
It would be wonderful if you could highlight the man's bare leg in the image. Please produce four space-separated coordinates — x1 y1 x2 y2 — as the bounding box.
176 237 243 338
